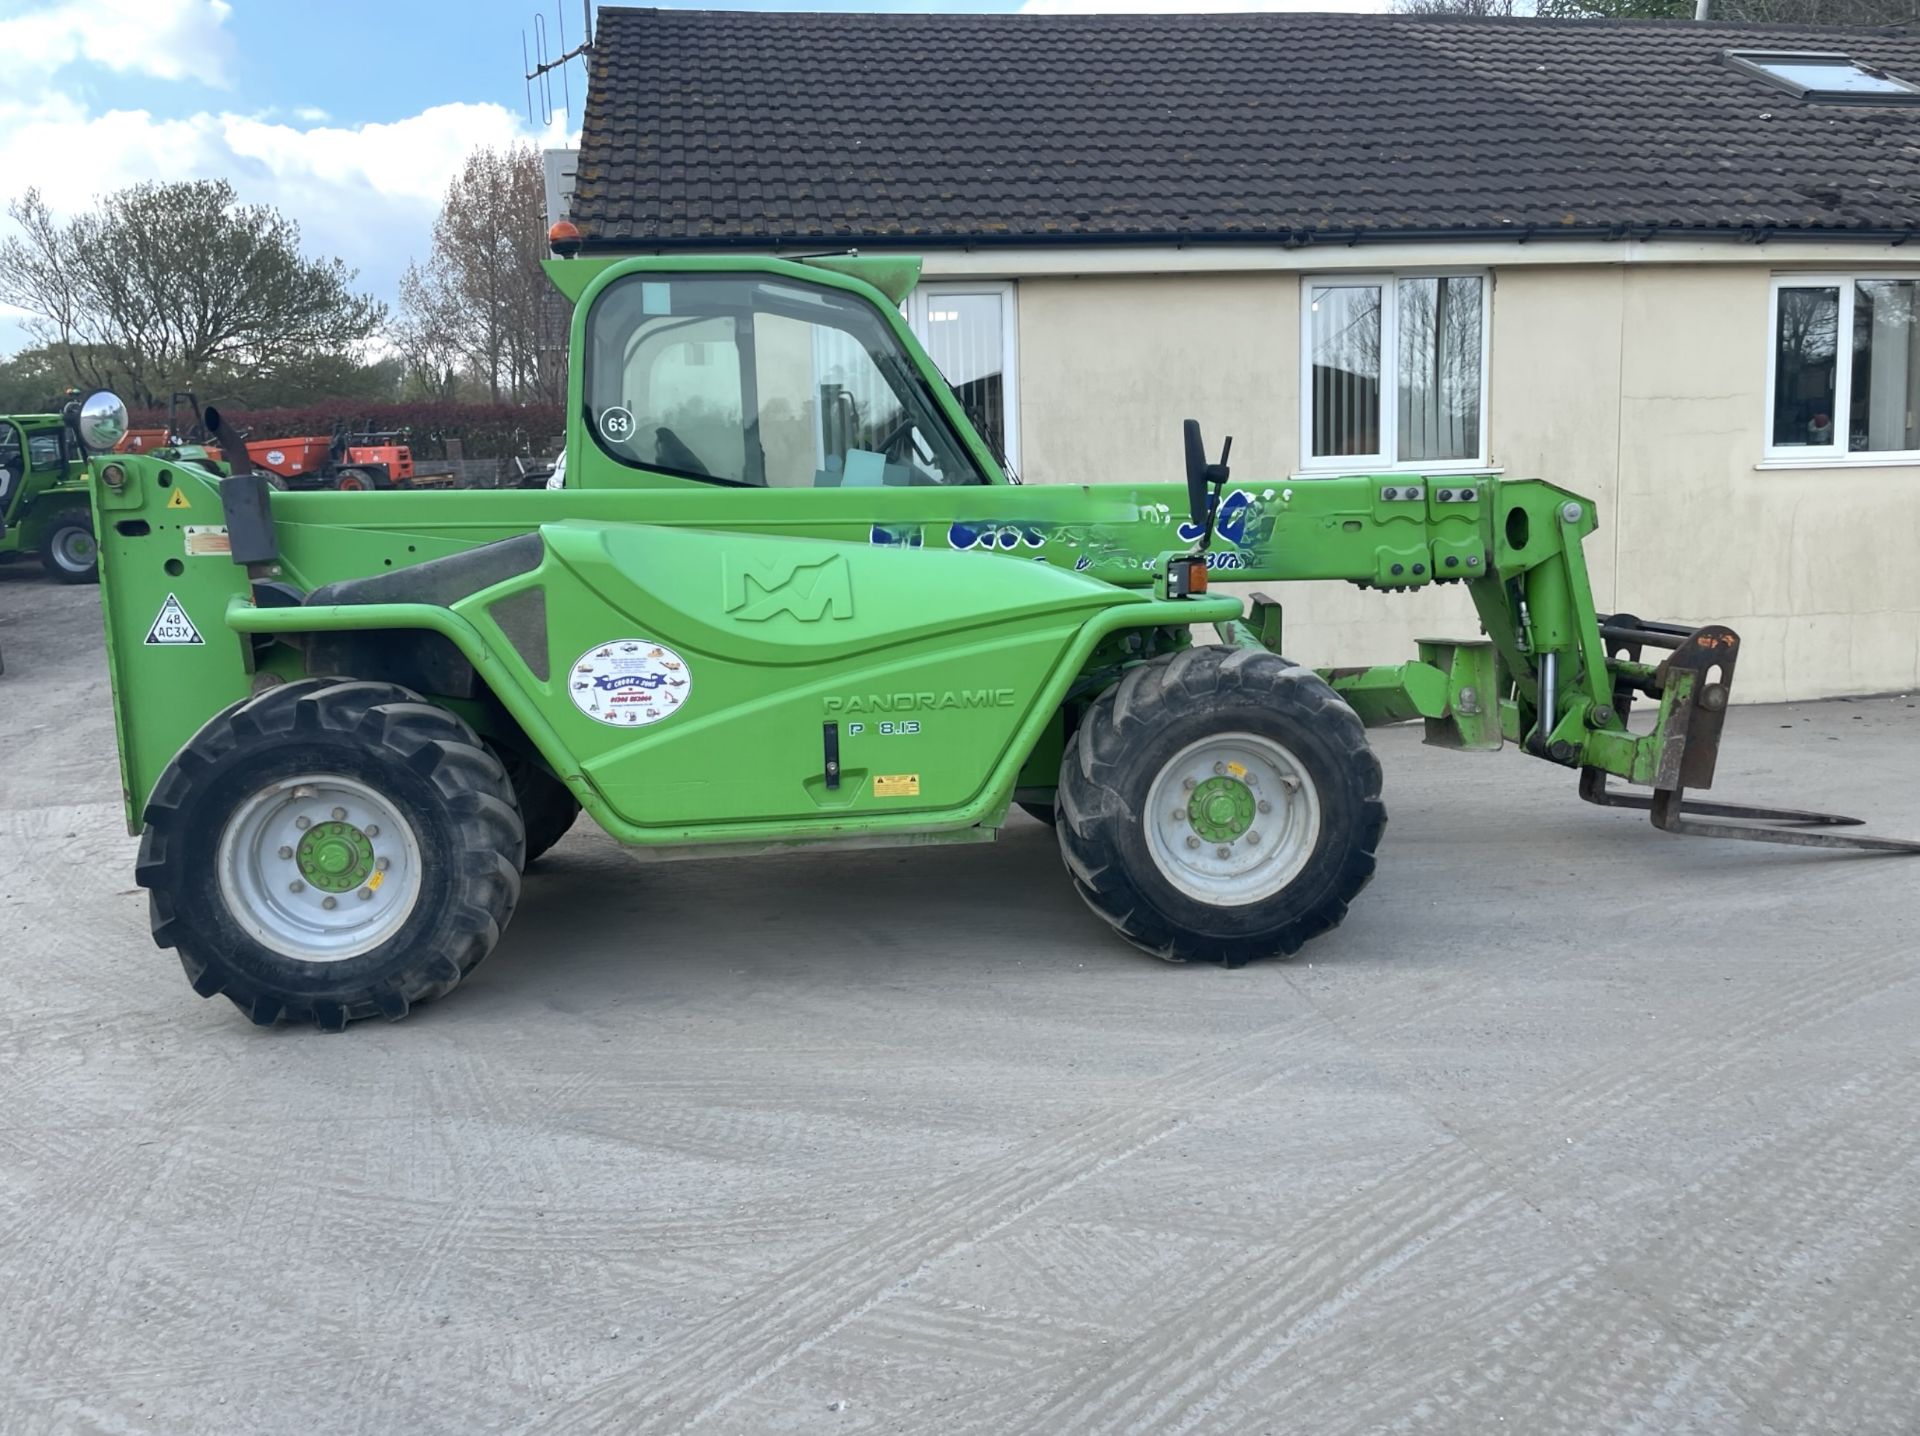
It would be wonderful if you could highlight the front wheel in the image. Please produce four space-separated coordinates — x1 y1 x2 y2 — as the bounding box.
136 678 524 1029
39 512 98 583
1056 646 1384 966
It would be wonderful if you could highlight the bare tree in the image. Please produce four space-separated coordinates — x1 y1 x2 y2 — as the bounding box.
393 260 466 400
400 145 562 405
0 182 383 408
1396 0 1530 15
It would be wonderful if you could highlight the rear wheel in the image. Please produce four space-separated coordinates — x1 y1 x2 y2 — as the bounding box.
40 513 98 583
136 678 524 1029
1056 646 1384 966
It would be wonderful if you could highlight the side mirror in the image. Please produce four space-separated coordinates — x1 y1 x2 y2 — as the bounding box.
1180 418 1234 549
1183 419 1209 538
73 391 129 454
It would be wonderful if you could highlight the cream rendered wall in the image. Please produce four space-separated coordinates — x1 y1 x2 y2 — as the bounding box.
1012 263 1920 701
1612 266 1920 702
1015 273 1480 670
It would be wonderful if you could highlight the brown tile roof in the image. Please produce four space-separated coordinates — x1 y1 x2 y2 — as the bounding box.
570 6 1920 249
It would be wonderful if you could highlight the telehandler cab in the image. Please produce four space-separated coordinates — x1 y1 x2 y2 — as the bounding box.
73 251 1919 1029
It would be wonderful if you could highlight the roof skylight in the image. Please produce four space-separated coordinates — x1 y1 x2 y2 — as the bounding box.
1724 50 1920 105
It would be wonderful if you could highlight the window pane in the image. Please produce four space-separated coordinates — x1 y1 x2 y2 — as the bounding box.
584 274 988 487
920 292 1008 459
1850 280 1920 453
1310 285 1382 458
1772 286 1840 448
1753 57 1915 96
1397 276 1482 463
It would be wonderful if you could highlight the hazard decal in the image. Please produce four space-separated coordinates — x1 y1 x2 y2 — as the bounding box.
145 593 204 646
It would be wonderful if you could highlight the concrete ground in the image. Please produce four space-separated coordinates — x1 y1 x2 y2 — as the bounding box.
3 567 1918 1436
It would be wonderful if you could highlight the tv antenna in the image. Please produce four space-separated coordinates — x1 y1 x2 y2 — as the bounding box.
523 0 592 127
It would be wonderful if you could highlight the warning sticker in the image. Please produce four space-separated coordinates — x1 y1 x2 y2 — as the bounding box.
144 593 204 646
567 639 690 727
874 774 920 797
166 488 192 510
183 526 230 556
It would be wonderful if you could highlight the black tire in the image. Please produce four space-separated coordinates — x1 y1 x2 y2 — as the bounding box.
496 744 581 864
39 512 98 584
1056 646 1385 966
136 678 524 1029
332 468 377 492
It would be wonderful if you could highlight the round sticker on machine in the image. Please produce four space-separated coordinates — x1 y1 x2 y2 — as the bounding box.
598 406 635 444
265 449 285 466
567 640 691 727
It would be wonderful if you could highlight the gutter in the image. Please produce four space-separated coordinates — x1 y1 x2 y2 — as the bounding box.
576 221 1920 253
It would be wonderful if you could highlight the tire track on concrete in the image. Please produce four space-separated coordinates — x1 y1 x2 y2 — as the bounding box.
1258 1059 1920 1436
952 1143 1503 1435
1599 1076 1920 1436
946 943 1917 1435
538 1019 1345 1434
1706 1150 1920 1436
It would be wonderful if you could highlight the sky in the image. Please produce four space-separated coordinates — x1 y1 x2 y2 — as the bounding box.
0 0 1388 356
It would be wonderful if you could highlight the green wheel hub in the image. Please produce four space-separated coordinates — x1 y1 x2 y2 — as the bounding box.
1188 775 1255 842
297 821 375 893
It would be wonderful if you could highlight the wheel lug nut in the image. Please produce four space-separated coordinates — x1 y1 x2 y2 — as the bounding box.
366 825 379 838
375 857 390 872
1212 762 1225 775
294 816 311 830
358 887 374 901
1216 845 1232 858
278 845 293 860
1247 831 1261 845
1258 800 1272 814
1173 808 1187 821
322 896 337 910
1185 836 1200 849
331 807 347 821
1181 777 1195 791
289 880 305 894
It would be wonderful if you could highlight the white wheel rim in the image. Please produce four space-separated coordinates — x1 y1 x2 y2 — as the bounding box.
54 527 96 569
216 774 423 962
1142 732 1322 906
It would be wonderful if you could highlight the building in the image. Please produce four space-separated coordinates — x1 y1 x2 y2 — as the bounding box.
566 6 1920 701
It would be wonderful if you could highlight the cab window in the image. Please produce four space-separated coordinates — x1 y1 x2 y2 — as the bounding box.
584 273 989 487
26 432 64 471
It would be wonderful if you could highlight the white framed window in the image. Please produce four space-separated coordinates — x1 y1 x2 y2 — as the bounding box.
906 281 1020 474
1766 274 1920 464
1300 272 1490 473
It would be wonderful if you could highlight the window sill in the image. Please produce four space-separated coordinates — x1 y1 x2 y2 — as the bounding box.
1290 465 1503 481
1754 456 1920 471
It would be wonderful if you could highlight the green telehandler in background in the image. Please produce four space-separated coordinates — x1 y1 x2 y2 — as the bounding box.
1 412 99 583
66 249 1920 1030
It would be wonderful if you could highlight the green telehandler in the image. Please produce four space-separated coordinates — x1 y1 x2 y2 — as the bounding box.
1 412 100 583
70 250 1919 1030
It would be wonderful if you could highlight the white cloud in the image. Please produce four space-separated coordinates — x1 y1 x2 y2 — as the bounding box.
1022 0 1389 11
0 0 572 353
0 0 237 86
